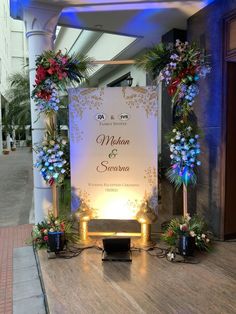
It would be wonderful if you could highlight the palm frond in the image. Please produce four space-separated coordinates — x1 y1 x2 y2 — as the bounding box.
136 43 172 79
166 167 197 190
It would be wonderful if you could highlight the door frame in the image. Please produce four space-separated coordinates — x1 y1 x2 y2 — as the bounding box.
220 10 236 239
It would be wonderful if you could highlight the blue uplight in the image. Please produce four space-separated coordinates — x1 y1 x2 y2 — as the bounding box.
119 8 165 36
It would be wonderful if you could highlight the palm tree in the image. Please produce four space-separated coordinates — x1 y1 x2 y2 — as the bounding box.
5 72 31 128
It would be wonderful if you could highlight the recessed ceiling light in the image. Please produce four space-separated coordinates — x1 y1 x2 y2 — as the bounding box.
94 24 103 29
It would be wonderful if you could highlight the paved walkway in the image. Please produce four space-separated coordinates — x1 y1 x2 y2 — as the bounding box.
0 148 36 313
13 246 46 314
0 147 33 227
0 225 33 314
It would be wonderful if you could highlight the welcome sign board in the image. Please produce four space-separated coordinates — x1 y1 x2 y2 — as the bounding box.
69 87 158 219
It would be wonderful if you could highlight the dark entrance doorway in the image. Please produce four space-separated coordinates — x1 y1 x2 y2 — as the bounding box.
222 13 236 239
224 61 236 239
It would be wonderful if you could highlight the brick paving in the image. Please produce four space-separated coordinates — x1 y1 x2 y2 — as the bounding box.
0 224 33 314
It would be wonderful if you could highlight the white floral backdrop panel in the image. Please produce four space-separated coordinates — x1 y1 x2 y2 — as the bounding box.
69 86 158 219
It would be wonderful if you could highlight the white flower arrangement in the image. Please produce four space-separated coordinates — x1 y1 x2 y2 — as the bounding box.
167 124 201 188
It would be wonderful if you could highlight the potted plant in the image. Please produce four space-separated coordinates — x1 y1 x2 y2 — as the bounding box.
162 214 211 256
3 149 10 155
26 139 32 147
31 211 77 252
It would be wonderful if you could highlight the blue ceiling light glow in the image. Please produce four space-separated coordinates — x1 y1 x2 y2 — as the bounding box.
63 2 175 13
10 0 31 18
119 9 164 35
21 0 30 5
10 1 18 18
61 11 84 27
203 0 216 5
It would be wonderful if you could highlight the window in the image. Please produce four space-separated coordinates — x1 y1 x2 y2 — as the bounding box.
107 72 132 87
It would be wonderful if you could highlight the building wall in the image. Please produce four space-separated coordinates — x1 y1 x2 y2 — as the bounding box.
0 0 28 152
0 1 27 95
188 0 236 236
10 19 28 74
0 0 11 95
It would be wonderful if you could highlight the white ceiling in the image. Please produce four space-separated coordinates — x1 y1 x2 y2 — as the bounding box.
11 1 215 50
11 0 215 81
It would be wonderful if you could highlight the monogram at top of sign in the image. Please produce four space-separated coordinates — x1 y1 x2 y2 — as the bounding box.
95 113 131 122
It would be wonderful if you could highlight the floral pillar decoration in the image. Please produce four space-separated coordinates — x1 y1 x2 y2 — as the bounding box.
137 40 210 216
32 50 91 217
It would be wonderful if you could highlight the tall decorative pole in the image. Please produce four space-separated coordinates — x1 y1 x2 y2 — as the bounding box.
183 184 188 216
46 113 58 217
52 184 59 217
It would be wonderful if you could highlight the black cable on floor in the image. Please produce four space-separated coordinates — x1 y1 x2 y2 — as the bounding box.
49 244 103 259
132 244 200 264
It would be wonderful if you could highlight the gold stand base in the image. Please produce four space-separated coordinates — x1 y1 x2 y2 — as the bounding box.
76 237 95 247
134 223 156 248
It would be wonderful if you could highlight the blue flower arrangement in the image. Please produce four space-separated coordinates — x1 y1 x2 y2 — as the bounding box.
167 124 201 188
34 137 69 186
137 40 210 189
35 80 60 114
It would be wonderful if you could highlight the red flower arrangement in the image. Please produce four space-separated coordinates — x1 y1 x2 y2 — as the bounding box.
32 50 92 113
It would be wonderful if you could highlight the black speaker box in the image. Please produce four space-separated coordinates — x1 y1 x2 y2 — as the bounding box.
102 237 130 253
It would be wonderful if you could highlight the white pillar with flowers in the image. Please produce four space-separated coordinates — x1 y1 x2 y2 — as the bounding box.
23 5 61 223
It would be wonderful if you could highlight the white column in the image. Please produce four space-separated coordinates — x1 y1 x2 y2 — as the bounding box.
0 95 3 155
6 134 11 150
12 128 16 149
23 5 61 223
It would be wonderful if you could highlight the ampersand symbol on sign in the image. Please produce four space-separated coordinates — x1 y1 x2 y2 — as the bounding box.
108 149 118 159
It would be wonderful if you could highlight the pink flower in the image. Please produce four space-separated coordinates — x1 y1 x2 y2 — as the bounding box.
44 235 48 241
61 56 68 65
180 224 188 232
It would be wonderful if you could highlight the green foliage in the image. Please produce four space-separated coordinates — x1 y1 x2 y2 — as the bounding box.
166 169 197 190
136 43 172 79
59 179 71 216
161 214 212 251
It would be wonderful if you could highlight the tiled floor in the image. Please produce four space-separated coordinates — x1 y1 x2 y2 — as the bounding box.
0 224 33 314
38 241 236 314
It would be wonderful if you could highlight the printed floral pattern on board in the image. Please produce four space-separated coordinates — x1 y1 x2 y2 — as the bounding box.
122 86 158 118
69 88 105 143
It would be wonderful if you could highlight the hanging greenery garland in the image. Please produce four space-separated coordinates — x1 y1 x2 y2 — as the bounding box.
137 40 210 188
32 50 92 114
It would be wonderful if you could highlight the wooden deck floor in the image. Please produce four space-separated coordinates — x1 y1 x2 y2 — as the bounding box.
38 241 236 314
